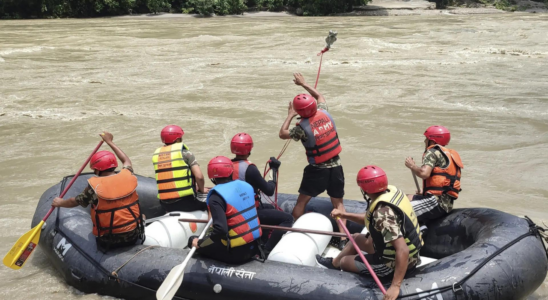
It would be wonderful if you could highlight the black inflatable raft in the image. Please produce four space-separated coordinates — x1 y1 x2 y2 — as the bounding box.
32 174 548 300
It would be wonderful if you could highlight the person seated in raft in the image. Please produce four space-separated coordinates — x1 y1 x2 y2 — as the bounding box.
52 131 144 251
404 126 463 223
188 156 264 264
230 132 293 254
316 165 423 300
152 125 209 213
278 72 347 250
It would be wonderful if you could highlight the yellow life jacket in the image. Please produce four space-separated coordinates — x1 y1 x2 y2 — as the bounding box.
365 185 423 260
152 142 194 201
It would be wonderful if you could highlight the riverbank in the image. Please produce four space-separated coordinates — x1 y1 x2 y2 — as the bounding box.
113 0 547 18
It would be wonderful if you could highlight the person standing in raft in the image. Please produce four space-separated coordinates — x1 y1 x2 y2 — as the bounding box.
152 125 209 213
230 133 293 254
278 72 347 249
316 166 423 300
404 126 463 223
188 156 263 264
52 131 144 251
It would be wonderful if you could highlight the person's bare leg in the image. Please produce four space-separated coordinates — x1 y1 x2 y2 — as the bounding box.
292 193 312 220
331 197 347 240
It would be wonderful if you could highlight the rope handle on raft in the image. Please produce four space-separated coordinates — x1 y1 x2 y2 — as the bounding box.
397 216 547 298
262 30 337 209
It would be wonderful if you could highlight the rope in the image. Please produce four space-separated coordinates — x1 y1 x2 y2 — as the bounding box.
398 217 545 298
111 245 158 280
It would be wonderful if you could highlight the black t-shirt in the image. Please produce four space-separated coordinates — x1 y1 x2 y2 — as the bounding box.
233 159 276 197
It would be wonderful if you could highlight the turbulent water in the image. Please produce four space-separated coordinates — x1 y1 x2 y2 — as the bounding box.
0 13 547 299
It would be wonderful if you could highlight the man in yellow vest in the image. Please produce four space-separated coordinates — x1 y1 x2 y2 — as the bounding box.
152 125 209 213
52 131 143 251
316 166 423 300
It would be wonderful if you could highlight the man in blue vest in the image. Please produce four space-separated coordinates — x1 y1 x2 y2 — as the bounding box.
230 132 293 254
189 156 263 264
278 72 347 249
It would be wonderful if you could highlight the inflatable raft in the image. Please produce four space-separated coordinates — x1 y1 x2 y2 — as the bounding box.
32 174 548 300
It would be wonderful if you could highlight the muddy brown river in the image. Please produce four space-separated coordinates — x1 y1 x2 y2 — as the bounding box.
0 13 547 299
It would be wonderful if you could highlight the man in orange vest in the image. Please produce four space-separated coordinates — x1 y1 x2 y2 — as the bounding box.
52 132 143 251
152 125 209 213
405 126 463 223
278 73 347 249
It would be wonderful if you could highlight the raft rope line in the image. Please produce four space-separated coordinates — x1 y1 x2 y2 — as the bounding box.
111 245 158 279
398 216 548 298
260 31 337 211
54 175 187 299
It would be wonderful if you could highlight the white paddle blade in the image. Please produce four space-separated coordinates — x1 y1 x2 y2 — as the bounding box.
156 264 185 300
156 219 212 300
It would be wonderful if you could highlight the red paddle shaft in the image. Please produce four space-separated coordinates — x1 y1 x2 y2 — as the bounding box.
42 141 104 221
337 218 387 295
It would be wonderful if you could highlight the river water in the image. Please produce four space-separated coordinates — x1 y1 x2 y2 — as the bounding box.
0 13 547 299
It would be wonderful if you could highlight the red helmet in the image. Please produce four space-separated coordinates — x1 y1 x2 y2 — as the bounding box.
424 125 450 146
356 165 388 194
207 156 234 179
161 125 184 145
293 94 317 118
231 133 254 155
90 150 118 171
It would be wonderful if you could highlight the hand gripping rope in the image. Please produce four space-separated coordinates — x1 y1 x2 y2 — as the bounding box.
261 30 338 211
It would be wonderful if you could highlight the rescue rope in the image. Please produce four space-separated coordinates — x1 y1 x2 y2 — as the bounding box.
261 30 338 210
398 216 547 298
111 245 158 280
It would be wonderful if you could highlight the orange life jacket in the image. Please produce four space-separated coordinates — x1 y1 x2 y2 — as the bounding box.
423 145 463 199
88 169 142 237
298 109 342 164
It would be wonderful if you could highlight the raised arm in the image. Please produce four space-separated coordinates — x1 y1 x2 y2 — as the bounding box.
100 131 132 168
279 102 298 140
293 73 326 104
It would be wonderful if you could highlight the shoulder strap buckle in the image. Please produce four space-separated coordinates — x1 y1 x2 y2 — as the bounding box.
452 282 463 293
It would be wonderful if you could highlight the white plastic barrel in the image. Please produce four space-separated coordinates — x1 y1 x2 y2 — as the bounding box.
267 212 333 266
143 211 208 249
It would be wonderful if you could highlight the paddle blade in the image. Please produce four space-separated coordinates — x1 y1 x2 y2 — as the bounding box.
156 264 185 300
3 221 43 270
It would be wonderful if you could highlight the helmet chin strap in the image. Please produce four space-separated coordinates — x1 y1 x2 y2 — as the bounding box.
361 189 372 212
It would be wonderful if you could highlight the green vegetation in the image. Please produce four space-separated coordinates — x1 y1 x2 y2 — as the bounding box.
434 0 529 10
0 0 370 18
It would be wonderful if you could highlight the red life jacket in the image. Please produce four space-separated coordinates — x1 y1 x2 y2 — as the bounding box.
423 145 463 199
298 109 342 164
88 169 142 237
232 160 261 207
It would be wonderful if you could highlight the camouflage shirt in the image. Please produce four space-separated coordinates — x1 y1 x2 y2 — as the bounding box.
372 203 420 269
182 147 199 167
75 166 141 244
422 148 454 213
289 102 342 168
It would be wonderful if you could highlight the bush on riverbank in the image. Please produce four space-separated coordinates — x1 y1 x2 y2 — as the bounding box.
0 0 369 18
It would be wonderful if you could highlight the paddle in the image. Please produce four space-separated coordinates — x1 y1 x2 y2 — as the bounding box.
411 169 421 194
336 217 387 295
177 218 347 238
156 218 213 300
3 141 104 270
